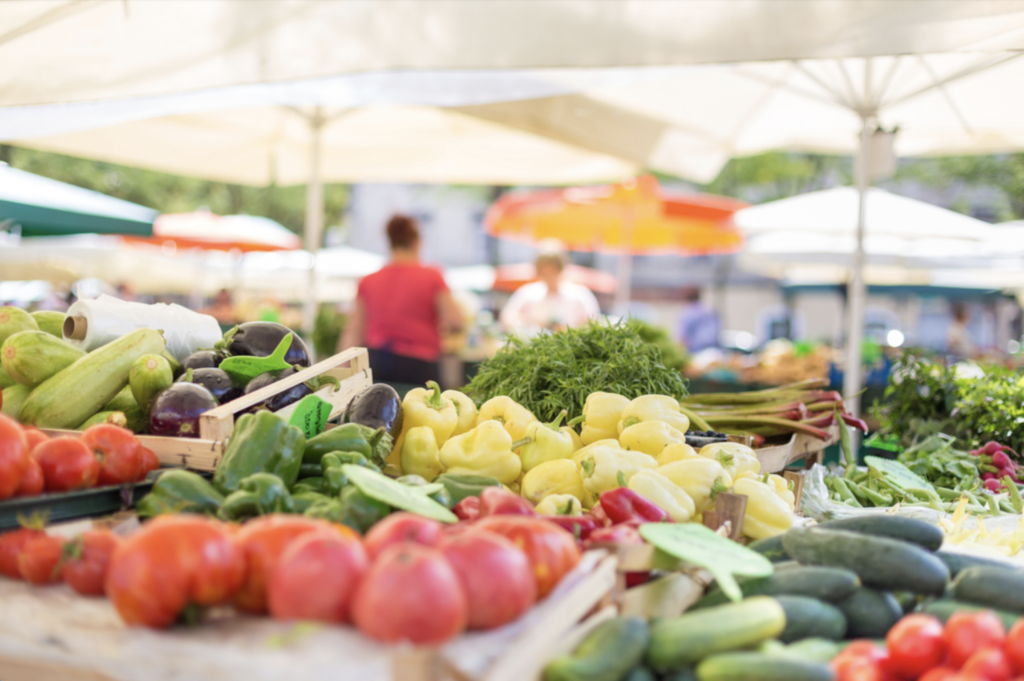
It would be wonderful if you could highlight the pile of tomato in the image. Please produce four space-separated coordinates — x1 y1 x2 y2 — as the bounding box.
834 611 1024 681
0 413 159 498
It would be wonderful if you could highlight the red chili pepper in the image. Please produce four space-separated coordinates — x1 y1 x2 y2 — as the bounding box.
840 413 869 433
598 488 669 525
453 496 481 521
478 487 537 517
589 503 612 528
542 515 598 541
584 524 644 547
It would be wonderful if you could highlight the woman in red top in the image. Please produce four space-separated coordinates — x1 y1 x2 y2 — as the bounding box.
340 215 463 384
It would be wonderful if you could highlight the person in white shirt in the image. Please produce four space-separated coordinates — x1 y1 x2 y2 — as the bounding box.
500 243 601 335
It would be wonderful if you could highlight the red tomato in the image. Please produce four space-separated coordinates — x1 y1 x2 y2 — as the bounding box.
35 436 99 492
267 527 368 623
1005 620 1024 673
963 647 1015 681
18 534 66 585
440 529 536 630
886 614 947 679
363 512 443 560
920 668 962 681
352 543 467 645
945 610 1006 669
23 427 50 455
232 515 334 613
80 424 142 486
478 487 537 517
832 641 892 681
14 456 44 496
0 526 46 579
61 530 121 597
105 516 245 628
135 446 160 481
472 516 581 598
0 413 29 500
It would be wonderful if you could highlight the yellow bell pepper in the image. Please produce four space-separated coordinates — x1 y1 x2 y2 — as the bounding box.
519 410 575 473
399 426 442 481
656 442 700 466
579 392 631 445
619 420 687 457
402 381 459 446
734 476 794 540
506 480 521 496
439 420 522 484
767 473 796 511
699 442 761 479
656 459 734 512
617 394 690 435
563 425 584 452
579 446 658 495
442 389 478 437
521 459 586 505
476 395 536 442
534 494 583 516
571 438 620 466
628 470 695 522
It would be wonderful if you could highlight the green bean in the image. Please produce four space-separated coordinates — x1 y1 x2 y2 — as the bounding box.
936 487 963 501
988 494 1001 516
857 484 893 507
1004 476 1024 513
1000 499 1017 514
832 477 862 507
837 410 857 479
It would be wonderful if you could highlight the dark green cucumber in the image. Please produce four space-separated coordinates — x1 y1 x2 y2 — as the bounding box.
922 599 1020 631
695 652 835 681
624 668 657 681
834 588 902 638
820 515 944 552
748 535 791 563
662 670 697 681
937 550 1018 577
692 566 860 609
891 591 919 615
544 616 649 681
782 527 949 595
951 566 1024 613
774 596 847 643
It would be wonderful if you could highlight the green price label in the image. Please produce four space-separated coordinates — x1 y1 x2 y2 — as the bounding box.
288 394 333 438
865 455 936 494
220 333 294 381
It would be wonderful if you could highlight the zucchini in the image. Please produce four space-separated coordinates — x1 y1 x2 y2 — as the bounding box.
951 565 1024 613
129 353 173 411
1 331 85 387
774 595 846 643
647 596 786 671
782 527 949 595
30 311 65 338
748 535 790 563
543 616 649 681
1 383 30 419
0 306 38 345
19 328 166 429
692 566 860 609
820 515 943 552
695 652 835 681
922 599 1020 631
0 366 16 389
760 638 843 664
103 386 147 432
937 550 1017 577
834 588 902 638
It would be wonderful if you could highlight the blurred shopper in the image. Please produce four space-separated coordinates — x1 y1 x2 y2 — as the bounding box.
203 288 236 324
947 302 975 357
340 215 463 384
676 287 719 352
500 241 600 335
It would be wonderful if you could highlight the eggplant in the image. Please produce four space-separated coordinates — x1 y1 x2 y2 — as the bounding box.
148 383 218 438
226 322 310 367
181 350 223 371
244 367 312 412
178 368 243 405
343 384 403 438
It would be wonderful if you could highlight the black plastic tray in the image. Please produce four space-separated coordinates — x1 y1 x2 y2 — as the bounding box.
0 476 156 530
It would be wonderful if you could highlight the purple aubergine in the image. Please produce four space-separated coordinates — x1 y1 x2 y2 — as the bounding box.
226 322 310 367
244 367 312 412
181 350 223 372
343 384 403 439
148 383 218 438
177 367 243 405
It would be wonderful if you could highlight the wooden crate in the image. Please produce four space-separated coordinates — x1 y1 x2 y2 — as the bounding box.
42 347 372 472
756 422 840 474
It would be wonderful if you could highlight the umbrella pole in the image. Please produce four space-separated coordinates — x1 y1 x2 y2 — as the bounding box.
844 116 872 422
302 109 325 338
613 207 635 315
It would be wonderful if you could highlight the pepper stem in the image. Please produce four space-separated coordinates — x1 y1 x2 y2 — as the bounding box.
546 410 568 431
710 476 729 501
621 416 640 430
616 470 628 488
511 437 532 450
567 415 585 427
423 381 447 410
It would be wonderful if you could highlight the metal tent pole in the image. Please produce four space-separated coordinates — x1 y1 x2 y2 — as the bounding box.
843 115 871 419
613 207 634 316
302 107 325 337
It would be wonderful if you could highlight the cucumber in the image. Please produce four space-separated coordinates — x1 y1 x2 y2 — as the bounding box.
544 616 649 681
834 588 902 638
647 596 786 671
820 515 944 552
129 353 173 411
748 535 790 563
30 311 65 338
695 652 835 681
951 565 1024 613
922 599 1020 631
774 595 847 643
761 638 843 664
0 307 38 345
19 328 166 429
1 330 85 387
782 527 949 595
937 550 1017 577
77 410 128 430
104 386 137 413
693 566 860 609
103 386 147 433
891 591 919 615
662 671 697 681
624 669 657 681
161 349 183 378
1 383 30 419
0 366 16 389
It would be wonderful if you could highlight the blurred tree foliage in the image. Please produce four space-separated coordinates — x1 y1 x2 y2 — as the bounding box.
0 145 348 238
702 152 852 203
888 155 1024 221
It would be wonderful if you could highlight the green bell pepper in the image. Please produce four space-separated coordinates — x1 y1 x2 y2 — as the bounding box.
292 491 331 514
436 473 503 505
321 451 382 496
292 476 326 494
397 474 454 509
135 469 224 518
303 423 393 467
213 411 306 493
303 487 390 533
297 463 322 479
218 473 295 521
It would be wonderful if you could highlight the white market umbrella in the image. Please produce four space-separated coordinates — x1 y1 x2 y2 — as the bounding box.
236 246 386 302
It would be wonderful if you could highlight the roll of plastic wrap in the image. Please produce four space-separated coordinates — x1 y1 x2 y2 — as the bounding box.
63 295 223 361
